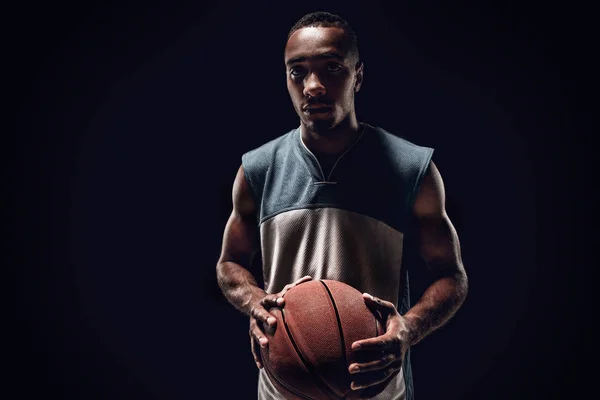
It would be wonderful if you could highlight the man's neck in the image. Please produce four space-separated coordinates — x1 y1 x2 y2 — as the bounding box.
300 118 363 156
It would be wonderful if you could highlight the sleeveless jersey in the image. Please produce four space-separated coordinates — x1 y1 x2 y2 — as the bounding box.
241 122 434 400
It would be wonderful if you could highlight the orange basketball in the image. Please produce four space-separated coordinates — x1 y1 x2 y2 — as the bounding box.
260 279 386 399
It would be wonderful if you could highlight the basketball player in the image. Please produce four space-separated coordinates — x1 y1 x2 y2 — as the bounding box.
216 11 468 400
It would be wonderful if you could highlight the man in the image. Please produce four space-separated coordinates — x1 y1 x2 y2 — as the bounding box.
216 11 468 400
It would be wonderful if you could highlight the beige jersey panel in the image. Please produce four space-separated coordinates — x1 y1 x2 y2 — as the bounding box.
260 207 405 307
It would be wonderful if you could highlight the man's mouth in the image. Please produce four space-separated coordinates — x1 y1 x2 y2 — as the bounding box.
304 107 333 114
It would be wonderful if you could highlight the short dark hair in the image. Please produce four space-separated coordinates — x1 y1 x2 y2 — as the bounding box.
287 11 360 64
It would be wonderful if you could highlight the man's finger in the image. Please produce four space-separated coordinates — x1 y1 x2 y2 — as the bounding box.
351 334 398 352
281 276 313 296
280 284 293 296
362 293 395 312
356 370 400 398
261 294 284 309
249 318 270 348
250 335 263 369
351 366 399 391
293 275 313 285
348 353 398 374
251 305 277 330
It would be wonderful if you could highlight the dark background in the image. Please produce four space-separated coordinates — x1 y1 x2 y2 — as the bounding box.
11 1 590 399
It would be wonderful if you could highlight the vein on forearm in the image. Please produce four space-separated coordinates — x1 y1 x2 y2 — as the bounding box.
405 267 468 345
217 260 265 316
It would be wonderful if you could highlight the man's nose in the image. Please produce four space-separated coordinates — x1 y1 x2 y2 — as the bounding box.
303 73 326 98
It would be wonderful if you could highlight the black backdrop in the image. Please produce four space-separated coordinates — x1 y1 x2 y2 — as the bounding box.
11 1 590 399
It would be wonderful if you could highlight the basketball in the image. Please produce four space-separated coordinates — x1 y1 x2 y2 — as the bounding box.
260 279 386 400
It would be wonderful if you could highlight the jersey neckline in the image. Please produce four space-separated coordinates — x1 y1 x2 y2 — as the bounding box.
293 122 371 183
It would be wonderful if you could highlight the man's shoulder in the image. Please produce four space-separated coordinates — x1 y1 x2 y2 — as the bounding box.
243 128 296 158
365 124 435 175
368 124 432 153
241 128 297 172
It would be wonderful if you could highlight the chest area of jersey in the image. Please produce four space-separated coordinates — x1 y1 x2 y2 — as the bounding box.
260 148 408 231
259 207 406 299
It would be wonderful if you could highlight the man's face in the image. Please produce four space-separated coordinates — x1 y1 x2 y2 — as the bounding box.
284 26 363 134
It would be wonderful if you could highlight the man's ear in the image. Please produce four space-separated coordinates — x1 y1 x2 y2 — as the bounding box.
355 61 364 92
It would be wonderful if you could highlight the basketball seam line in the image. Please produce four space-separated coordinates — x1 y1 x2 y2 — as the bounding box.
319 280 349 397
281 293 343 400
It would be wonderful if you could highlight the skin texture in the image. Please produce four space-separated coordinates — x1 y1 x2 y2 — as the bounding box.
285 26 364 157
216 25 468 397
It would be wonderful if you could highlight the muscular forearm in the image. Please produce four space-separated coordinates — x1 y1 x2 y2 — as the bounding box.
403 269 468 345
216 261 266 316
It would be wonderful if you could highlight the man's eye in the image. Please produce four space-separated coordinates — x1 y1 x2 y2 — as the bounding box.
327 64 342 72
290 68 305 77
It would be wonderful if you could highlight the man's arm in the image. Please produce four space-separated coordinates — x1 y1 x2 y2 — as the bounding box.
216 165 312 368
403 160 469 345
216 165 265 317
347 160 468 393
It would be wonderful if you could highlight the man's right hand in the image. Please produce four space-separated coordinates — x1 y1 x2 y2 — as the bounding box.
249 275 313 369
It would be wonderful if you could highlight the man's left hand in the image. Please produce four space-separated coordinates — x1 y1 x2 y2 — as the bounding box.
349 293 414 397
